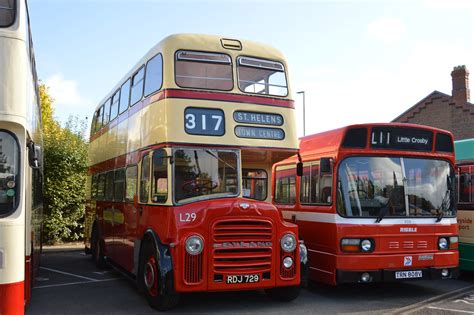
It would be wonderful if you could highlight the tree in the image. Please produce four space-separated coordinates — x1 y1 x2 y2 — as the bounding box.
39 83 89 243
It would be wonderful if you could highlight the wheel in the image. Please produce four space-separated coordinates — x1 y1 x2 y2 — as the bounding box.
138 241 179 311
265 285 301 302
91 228 106 269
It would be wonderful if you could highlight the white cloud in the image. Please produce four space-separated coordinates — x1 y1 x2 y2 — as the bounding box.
44 73 94 124
367 17 406 44
45 73 84 106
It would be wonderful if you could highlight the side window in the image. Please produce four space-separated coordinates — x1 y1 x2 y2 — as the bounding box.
275 166 296 204
114 169 125 201
300 163 316 203
130 67 145 106
140 155 150 203
459 166 471 203
110 90 120 121
91 112 98 135
96 106 104 131
119 79 131 114
300 161 332 204
91 174 98 200
97 173 106 200
144 54 163 96
105 171 114 201
152 149 168 203
125 165 138 202
0 0 15 27
0 131 20 216
320 164 333 204
242 169 267 201
103 98 111 126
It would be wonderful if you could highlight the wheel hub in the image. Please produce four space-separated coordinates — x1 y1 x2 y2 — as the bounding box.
144 260 156 290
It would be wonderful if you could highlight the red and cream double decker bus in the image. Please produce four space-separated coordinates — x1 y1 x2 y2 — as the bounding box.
84 34 306 310
273 123 458 285
0 1 43 314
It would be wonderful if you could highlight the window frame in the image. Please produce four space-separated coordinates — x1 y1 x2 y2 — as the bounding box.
0 130 21 218
151 149 168 204
139 154 151 203
113 168 125 202
236 55 289 97
0 0 16 28
125 165 138 202
242 168 268 201
109 89 121 122
299 160 333 206
174 50 234 92
144 53 164 97
105 171 115 201
130 66 145 107
274 165 297 205
119 78 131 114
96 173 106 200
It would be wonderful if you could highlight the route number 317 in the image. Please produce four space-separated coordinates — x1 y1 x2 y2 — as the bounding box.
184 108 225 136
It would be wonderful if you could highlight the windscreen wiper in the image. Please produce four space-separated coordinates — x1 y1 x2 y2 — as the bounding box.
375 205 389 223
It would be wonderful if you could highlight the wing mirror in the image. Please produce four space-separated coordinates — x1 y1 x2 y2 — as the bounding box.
27 141 41 169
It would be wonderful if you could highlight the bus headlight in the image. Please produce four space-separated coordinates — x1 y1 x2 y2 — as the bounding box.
361 239 372 252
283 256 293 269
185 235 204 255
281 234 297 252
438 237 448 250
299 242 308 264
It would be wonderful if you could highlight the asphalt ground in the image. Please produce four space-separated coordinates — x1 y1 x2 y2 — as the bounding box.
27 250 474 314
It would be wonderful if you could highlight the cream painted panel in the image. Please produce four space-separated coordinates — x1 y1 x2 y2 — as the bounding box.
0 224 24 284
459 210 474 245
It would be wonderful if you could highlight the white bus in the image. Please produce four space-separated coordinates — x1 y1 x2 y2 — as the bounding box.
0 0 43 313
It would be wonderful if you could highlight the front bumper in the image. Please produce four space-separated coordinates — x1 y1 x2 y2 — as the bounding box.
336 267 459 284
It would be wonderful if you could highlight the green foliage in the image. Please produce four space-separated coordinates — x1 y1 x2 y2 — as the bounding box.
39 84 89 244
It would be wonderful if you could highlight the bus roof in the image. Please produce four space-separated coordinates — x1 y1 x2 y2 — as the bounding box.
455 138 474 161
94 33 289 111
299 122 452 155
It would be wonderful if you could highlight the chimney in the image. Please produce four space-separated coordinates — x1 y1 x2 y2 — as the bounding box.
451 65 470 105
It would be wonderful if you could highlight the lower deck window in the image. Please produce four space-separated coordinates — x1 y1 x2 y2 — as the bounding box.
242 169 267 201
0 131 19 216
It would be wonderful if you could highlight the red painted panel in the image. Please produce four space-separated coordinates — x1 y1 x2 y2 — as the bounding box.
0 281 24 315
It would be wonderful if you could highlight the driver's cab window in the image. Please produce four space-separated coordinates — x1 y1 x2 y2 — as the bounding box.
152 149 168 203
139 154 150 203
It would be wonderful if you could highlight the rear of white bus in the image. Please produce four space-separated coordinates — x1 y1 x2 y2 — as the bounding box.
0 1 41 313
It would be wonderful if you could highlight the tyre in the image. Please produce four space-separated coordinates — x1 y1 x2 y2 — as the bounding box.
91 228 106 269
138 241 179 311
265 285 301 302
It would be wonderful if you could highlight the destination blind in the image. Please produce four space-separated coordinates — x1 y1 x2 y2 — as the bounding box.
370 127 433 151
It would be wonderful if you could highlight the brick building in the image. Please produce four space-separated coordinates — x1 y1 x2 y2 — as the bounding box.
392 65 474 140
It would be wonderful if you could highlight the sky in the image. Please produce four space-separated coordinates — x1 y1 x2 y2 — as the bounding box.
29 0 474 138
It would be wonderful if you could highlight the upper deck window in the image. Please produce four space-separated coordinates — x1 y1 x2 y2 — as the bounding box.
237 57 288 97
0 0 16 27
131 67 145 106
0 131 19 217
175 50 233 91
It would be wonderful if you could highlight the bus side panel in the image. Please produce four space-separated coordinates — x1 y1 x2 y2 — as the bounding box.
459 209 474 271
296 218 338 285
0 281 23 315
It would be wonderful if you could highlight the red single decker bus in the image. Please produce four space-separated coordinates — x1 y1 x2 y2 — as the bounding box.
273 123 458 285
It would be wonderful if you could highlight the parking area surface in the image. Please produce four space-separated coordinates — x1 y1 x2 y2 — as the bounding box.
28 250 474 314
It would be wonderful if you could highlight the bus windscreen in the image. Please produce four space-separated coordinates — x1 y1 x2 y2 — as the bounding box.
337 156 455 218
